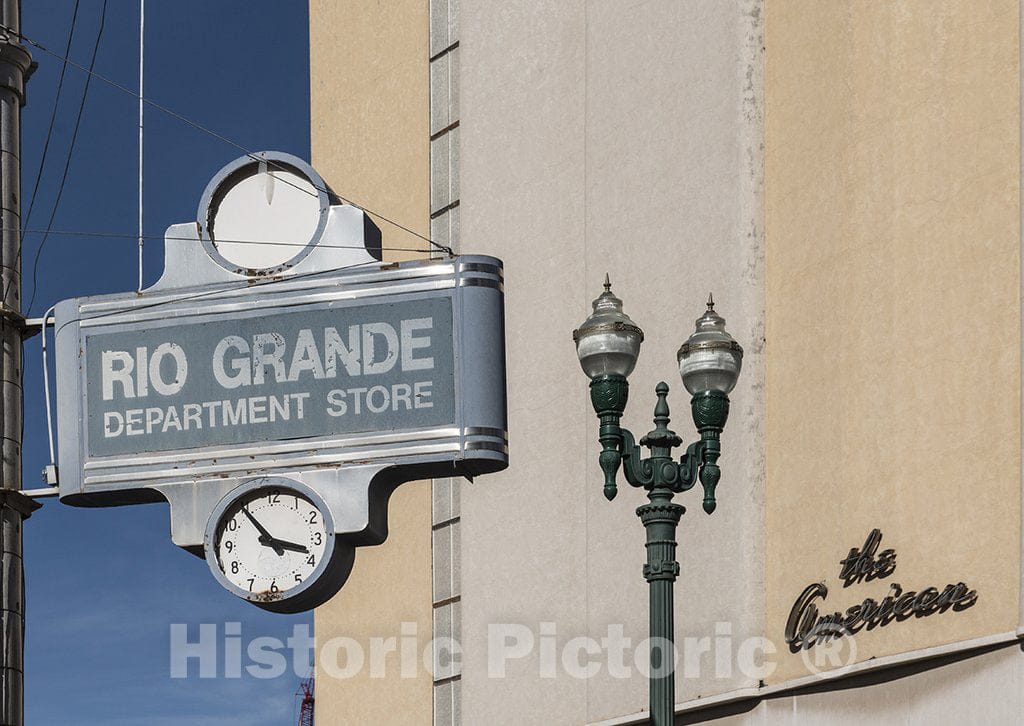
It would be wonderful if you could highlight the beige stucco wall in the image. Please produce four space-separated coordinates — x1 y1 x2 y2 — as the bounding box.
765 0 1021 684
309 1 433 724
460 1 765 722
310 0 431 265
307 0 1023 721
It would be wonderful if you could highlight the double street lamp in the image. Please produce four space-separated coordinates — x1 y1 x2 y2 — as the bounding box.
573 277 743 726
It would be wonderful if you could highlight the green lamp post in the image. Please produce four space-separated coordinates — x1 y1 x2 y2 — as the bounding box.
572 276 743 726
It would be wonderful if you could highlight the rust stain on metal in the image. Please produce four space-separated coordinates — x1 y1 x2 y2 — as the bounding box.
251 589 285 603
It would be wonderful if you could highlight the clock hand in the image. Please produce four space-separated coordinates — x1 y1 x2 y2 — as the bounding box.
241 507 285 556
266 538 309 554
241 507 273 539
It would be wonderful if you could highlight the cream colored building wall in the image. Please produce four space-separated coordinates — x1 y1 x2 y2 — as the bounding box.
765 0 1021 684
307 0 1022 722
309 1 434 724
309 0 431 265
460 1 765 723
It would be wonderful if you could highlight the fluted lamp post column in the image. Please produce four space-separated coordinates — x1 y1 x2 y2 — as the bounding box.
572 276 743 726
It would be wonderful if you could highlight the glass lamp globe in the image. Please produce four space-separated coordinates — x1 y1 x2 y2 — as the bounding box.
677 294 743 395
573 275 644 379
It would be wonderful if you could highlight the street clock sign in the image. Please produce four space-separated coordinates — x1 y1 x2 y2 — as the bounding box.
54 152 508 611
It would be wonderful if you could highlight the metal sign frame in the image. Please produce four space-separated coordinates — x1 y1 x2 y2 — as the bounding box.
54 254 506 545
52 153 507 557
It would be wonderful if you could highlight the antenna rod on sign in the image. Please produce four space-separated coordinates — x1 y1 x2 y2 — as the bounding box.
137 0 145 292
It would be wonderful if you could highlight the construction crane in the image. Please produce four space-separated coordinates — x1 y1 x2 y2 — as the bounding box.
297 675 314 726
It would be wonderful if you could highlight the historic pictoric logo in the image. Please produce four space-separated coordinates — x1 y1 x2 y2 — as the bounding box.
784 529 977 652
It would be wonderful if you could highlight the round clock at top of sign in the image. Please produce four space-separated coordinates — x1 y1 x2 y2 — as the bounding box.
204 477 354 613
197 151 332 276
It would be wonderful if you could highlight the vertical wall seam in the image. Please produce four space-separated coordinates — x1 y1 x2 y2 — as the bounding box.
583 2 590 721
430 0 460 722
1018 0 1024 635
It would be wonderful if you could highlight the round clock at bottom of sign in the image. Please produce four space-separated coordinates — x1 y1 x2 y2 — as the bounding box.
204 477 354 613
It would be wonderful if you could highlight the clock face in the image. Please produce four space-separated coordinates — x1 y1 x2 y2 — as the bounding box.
208 167 322 270
198 154 331 276
209 480 330 606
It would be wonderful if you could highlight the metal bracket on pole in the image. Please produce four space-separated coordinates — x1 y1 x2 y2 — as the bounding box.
19 487 58 500
0 303 25 327
20 315 49 339
0 490 41 518
0 304 44 340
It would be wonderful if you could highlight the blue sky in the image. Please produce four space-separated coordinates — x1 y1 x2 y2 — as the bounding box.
22 2 315 723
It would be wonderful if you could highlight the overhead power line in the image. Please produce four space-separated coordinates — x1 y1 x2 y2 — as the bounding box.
24 0 109 316
20 0 81 242
6 0 81 308
0 22 454 260
3 227 439 255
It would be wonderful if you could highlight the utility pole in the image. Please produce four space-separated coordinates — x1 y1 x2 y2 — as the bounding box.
0 2 36 724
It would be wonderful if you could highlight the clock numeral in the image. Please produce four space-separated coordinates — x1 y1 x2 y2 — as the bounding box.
270 581 279 594
269 489 281 504
225 540 234 552
247 578 255 591
230 561 239 574
313 532 322 546
306 554 315 566
227 518 238 532
294 574 303 584
308 512 318 525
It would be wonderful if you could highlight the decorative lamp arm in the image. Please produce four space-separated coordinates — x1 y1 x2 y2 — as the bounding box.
621 428 653 488
588 378 732 513
690 390 730 514
699 440 721 514
674 440 704 494
589 375 630 501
